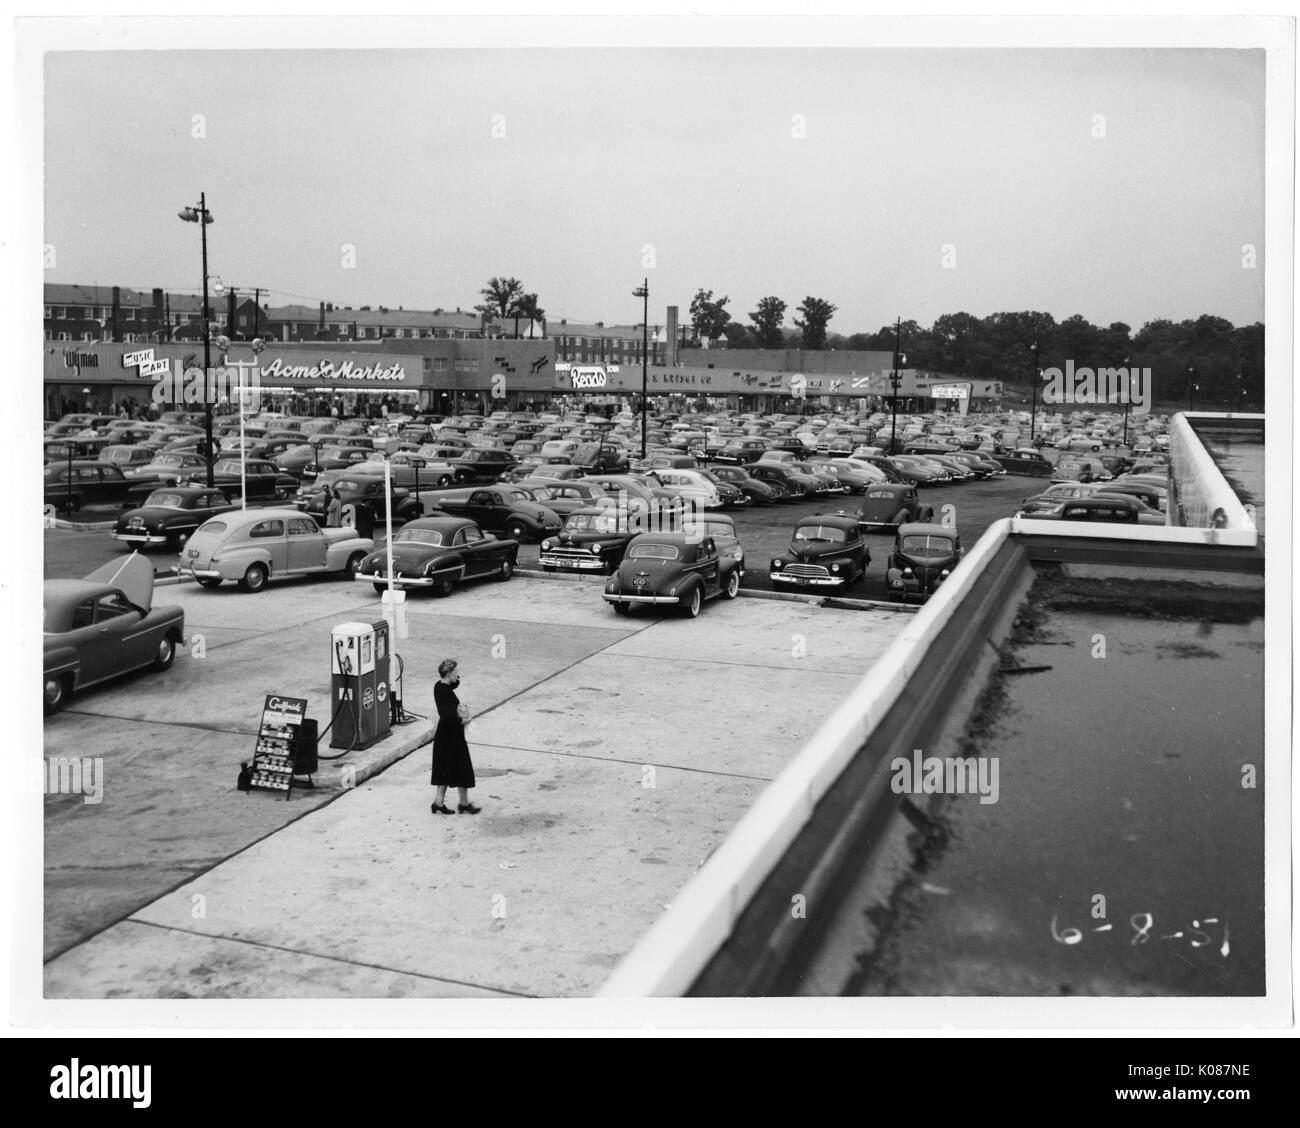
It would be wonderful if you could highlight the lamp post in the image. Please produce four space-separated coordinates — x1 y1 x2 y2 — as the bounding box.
889 317 903 454
178 195 215 487
1121 355 1132 447
1187 364 1196 413
633 279 649 459
1029 339 1041 444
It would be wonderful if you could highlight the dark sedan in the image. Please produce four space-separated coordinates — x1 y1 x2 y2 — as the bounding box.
770 514 870 592
885 523 963 603
603 532 741 618
706 464 785 504
857 483 935 533
44 554 184 714
355 516 518 596
748 461 822 500
113 486 237 550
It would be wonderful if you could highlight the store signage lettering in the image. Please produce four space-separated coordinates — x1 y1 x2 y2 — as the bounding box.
261 357 407 383
931 383 970 399
63 350 100 369
123 349 154 368
571 366 608 389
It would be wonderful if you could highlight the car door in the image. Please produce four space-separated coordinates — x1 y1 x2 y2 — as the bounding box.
464 489 497 529
80 591 145 684
247 517 290 571
456 524 494 576
696 537 721 594
286 516 325 572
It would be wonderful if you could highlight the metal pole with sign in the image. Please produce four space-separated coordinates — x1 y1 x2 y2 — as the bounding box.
380 453 405 718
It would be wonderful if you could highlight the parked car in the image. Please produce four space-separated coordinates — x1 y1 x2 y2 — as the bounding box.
97 444 158 476
43 554 184 714
885 523 963 603
1018 481 1102 516
45 436 113 463
304 445 379 478
539 506 641 574
187 458 300 501
1056 433 1103 453
1051 456 1112 484
995 448 1053 477
513 479 610 518
44 461 161 512
356 451 462 490
769 515 870 592
429 485 562 543
113 486 237 550
889 455 952 485
747 461 823 500
448 447 519 482
1022 495 1148 525
804 459 879 493
706 463 785 504
354 516 518 596
137 450 211 486
179 508 373 591
856 483 935 533
710 438 771 465
1089 493 1167 525
297 473 421 526
603 532 741 618
946 450 1005 478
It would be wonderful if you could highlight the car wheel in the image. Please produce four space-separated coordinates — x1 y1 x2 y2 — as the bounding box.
722 570 740 599
152 633 177 671
373 582 386 595
505 520 528 543
43 673 70 715
437 475 451 488
239 563 269 593
343 551 365 578
274 485 290 500
196 576 223 588
495 556 514 582
431 577 455 598
612 601 632 616
681 584 703 618
167 530 190 551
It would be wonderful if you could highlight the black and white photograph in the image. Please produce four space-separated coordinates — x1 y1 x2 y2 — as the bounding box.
9 11 1293 1040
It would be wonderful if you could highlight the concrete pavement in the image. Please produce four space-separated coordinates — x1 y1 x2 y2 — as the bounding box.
44 573 908 997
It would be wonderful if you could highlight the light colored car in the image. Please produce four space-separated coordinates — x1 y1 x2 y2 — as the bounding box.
179 507 374 592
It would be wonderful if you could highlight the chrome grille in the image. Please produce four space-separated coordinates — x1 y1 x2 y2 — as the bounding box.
782 563 830 578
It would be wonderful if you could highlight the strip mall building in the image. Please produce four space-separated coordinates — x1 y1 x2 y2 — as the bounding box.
44 338 1001 419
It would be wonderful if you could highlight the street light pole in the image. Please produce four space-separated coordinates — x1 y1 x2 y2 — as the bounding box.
1030 339 1040 444
889 316 902 454
179 194 215 487
1187 364 1196 412
1120 355 1131 447
633 279 649 459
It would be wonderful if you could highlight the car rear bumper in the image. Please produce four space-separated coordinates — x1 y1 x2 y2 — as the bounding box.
181 565 222 580
603 593 682 605
113 532 169 545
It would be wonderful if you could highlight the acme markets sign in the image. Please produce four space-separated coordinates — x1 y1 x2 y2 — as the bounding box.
260 357 408 383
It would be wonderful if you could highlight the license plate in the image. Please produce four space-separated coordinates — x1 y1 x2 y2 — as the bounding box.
795 577 809 585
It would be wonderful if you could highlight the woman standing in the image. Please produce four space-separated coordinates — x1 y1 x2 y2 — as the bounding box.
326 486 344 528
430 659 479 815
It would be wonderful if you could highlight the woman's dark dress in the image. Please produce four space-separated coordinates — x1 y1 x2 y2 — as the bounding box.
431 680 475 788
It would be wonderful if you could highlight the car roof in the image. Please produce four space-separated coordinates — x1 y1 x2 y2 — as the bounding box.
211 507 307 527
44 579 115 612
866 482 910 492
796 513 859 531
898 522 956 537
144 485 217 497
403 516 478 532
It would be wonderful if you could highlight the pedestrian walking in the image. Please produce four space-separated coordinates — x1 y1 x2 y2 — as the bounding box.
430 659 478 815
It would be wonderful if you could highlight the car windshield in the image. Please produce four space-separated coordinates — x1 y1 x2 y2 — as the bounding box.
628 543 680 561
566 513 620 534
866 489 897 499
144 492 185 508
901 534 955 558
334 480 359 491
527 486 554 500
396 528 444 546
794 525 847 545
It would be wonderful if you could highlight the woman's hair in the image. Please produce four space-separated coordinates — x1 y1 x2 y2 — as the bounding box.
438 658 458 678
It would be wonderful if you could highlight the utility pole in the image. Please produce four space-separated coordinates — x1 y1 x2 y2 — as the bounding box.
889 316 902 454
633 279 649 459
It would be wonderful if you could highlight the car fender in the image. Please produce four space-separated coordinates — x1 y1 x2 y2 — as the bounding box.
44 645 81 683
207 546 272 579
324 536 373 569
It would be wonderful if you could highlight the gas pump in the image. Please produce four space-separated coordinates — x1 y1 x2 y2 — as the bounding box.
329 620 392 751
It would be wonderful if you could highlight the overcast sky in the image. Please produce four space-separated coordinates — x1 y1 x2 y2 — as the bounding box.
44 47 1265 333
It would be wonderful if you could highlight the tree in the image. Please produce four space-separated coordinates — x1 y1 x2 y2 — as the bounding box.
722 323 754 348
689 289 733 342
510 292 545 337
794 297 837 350
475 276 524 322
748 296 787 348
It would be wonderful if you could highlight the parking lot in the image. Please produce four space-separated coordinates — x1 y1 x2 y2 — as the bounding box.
43 572 910 996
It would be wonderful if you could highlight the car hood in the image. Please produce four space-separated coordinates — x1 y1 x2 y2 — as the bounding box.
84 552 153 612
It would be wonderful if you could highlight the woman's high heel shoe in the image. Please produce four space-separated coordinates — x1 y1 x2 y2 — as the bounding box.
431 802 454 814
458 803 481 815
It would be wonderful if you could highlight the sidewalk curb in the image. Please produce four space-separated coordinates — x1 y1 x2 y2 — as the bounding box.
52 518 118 531
305 719 435 790
740 587 918 612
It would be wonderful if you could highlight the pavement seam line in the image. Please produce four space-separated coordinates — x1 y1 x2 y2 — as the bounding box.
463 742 777 783
115 918 537 998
